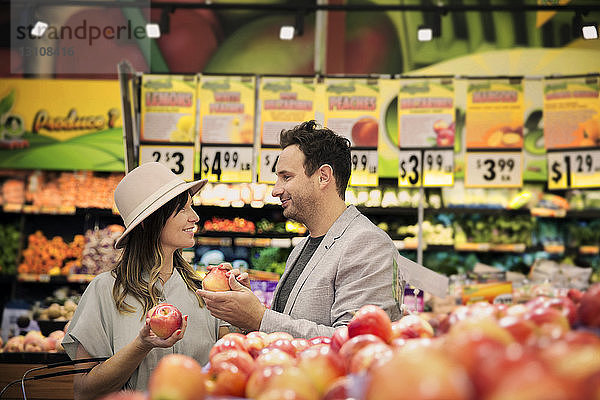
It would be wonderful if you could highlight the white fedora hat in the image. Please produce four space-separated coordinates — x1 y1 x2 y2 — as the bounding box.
113 162 207 249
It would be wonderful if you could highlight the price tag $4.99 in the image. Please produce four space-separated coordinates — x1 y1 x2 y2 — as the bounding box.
201 146 253 183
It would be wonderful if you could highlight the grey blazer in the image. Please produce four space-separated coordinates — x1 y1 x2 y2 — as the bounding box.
259 205 401 339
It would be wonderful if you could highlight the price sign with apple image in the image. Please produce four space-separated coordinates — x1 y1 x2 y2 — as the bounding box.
258 148 280 184
465 152 522 188
201 145 253 183
139 145 194 181
422 149 454 187
350 149 378 186
547 150 600 190
398 150 422 187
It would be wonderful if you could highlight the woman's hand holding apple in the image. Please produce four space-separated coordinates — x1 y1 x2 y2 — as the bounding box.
137 308 188 351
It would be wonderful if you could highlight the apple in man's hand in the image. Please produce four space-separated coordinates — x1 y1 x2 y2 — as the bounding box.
202 263 233 292
148 303 182 339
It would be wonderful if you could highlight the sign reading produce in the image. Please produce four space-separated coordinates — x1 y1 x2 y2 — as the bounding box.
465 78 524 187
0 78 123 171
544 76 600 190
322 78 380 186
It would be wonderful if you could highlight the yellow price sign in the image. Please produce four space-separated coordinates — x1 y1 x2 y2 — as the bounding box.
201 145 253 183
350 149 378 186
398 150 421 187
548 150 600 189
422 149 454 187
258 148 280 184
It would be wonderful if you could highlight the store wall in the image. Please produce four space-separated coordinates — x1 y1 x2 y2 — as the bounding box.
1 0 600 78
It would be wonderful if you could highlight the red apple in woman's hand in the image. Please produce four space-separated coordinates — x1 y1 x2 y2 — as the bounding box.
149 303 182 339
202 263 233 292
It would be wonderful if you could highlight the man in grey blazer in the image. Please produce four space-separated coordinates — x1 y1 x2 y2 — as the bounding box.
199 120 401 338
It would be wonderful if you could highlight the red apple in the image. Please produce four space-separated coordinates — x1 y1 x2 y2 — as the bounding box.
539 336 600 385
207 361 249 398
148 303 182 339
264 339 297 357
347 305 392 343
498 315 539 345
330 326 349 353
483 356 572 400
347 342 393 374
339 334 384 367
322 376 353 400
148 354 205 400
246 331 268 341
246 335 267 358
291 338 310 353
543 296 578 327
525 307 570 338
365 346 473 400
391 314 434 340
567 288 584 304
202 263 232 292
254 348 297 369
210 349 255 376
298 344 346 394
247 365 319 400
579 283 600 328
308 336 332 347
209 335 248 360
264 331 294 345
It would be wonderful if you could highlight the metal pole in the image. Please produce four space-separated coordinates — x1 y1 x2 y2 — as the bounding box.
117 60 137 173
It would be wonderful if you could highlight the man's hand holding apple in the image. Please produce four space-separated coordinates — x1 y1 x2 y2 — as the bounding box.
198 273 265 332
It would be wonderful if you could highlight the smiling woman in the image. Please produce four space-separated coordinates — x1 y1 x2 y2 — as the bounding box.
59 162 230 398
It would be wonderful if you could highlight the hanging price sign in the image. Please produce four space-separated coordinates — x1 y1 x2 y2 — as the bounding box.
547 150 600 189
350 149 378 186
201 145 253 182
398 150 422 187
422 149 454 187
259 148 280 184
139 145 195 181
465 152 522 187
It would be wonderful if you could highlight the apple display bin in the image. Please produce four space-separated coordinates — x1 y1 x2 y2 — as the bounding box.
0 354 106 400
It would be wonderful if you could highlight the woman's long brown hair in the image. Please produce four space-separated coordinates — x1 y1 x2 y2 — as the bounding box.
111 189 203 318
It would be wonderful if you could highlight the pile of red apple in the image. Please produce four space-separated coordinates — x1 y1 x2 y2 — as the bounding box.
102 283 600 400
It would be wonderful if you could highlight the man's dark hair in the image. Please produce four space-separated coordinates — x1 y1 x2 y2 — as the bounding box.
279 120 351 199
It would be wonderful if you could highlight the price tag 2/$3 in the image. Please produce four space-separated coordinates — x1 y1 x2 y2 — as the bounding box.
465 152 522 188
201 146 253 183
139 145 195 181
547 150 600 190
398 150 422 187
350 149 378 186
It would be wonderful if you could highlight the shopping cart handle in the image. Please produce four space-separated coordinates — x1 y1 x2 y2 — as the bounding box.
0 357 109 399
